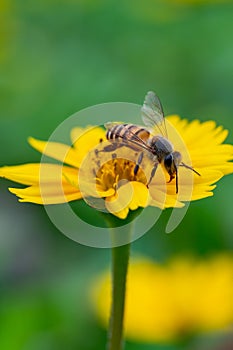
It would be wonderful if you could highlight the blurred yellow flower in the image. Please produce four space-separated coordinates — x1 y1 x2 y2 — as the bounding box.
0 116 232 219
91 255 233 343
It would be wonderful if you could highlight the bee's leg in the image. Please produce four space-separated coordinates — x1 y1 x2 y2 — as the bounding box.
134 152 144 176
95 142 119 158
103 143 118 152
147 163 158 187
100 142 127 153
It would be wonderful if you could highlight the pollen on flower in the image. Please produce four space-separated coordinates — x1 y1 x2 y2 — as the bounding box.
95 158 147 192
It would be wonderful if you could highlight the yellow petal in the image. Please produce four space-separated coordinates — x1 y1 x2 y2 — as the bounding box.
105 193 130 219
71 125 106 147
28 137 79 168
105 190 130 218
78 179 115 198
128 182 150 210
0 163 78 186
105 182 149 218
180 168 223 186
0 163 81 204
9 184 82 204
70 126 106 167
167 116 229 148
148 184 184 209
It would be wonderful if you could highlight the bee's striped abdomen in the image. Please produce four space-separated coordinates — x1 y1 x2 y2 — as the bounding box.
106 123 150 142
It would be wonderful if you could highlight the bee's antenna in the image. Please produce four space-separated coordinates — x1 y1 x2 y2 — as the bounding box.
180 162 201 176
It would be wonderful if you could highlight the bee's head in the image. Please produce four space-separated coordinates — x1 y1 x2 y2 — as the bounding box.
163 151 182 193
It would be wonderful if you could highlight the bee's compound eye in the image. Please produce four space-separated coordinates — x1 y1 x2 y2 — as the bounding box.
164 154 173 167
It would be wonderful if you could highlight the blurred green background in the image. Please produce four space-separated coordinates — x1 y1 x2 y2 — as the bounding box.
0 0 233 349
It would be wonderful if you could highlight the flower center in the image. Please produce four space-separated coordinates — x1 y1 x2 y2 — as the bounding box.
95 158 147 191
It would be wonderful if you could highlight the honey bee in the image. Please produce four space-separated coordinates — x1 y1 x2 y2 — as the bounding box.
103 91 200 193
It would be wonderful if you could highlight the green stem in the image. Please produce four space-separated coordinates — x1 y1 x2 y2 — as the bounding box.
107 242 131 350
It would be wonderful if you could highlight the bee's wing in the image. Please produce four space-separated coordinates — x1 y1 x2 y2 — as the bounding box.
141 91 168 138
118 128 152 153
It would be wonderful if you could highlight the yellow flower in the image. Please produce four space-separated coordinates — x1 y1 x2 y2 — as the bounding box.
0 116 232 219
91 255 233 343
